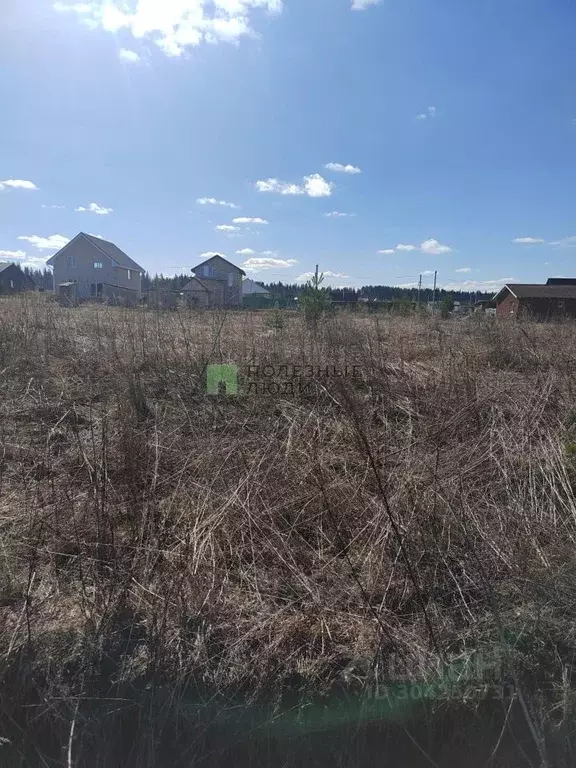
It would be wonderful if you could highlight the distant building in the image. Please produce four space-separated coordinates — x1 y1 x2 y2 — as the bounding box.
494 279 576 319
0 263 35 294
189 254 245 307
242 278 271 296
46 232 143 305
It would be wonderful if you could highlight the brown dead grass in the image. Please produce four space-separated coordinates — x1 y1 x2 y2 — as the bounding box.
1 294 576 764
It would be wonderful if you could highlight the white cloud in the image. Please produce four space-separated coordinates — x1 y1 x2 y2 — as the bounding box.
236 248 256 255
242 257 298 272
119 48 140 63
255 173 333 198
421 238 452 255
416 106 436 121
324 162 362 174
303 174 333 197
512 237 545 244
0 249 26 260
325 211 356 218
232 217 268 224
75 202 113 215
199 251 221 258
215 224 239 232
196 197 239 208
296 270 350 282
41 204 65 209
351 0 382 9
53 0 283 58
549 235 576 247
439 277 514 292
18 234 70 251
381 238 453 255
255 178 304 195
0 179 37 191
455 267 471 273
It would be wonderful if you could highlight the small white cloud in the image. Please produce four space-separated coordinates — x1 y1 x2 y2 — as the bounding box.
215 224 240 232
396 244 417 252
255 173 333 198
416 106 437 121
232 217 268 225
0 249 26 260
325 211 356 217
549 235 576 247
296 270 350 282
196 197 239 209
199 251 221 258
119 48 140 63
242 257 298 272
0 179 38 191
377 249 395 255
41 204 65 209
455 267 471 273
236 248 256 255
75 202 113 215
18 234 70 251
421 238 452 255
324 162 362 174
351 0 382 9
303 174 333 197
512 237 545 244
255 178 304 195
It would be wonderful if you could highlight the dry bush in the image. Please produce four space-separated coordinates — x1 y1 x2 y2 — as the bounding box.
0 295 576 765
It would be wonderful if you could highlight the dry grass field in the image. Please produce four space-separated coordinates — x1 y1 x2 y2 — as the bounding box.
1 294 576 765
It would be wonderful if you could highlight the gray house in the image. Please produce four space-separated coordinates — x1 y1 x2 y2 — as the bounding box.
0 263 35 294
190 254 245 307
46 232 143 305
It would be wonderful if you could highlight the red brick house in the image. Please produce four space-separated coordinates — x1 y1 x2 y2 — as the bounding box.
494 279 576 320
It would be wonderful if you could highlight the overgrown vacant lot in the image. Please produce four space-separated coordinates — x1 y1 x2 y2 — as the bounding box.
2 295 576 765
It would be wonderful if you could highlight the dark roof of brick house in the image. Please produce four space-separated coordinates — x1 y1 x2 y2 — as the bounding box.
494 284 576 302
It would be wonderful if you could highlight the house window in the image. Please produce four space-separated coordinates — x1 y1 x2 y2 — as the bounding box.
94 262 103 269
67 255 76 269
91 283 103 297
10 280 14 289
228 273 234 287
127 269 131 280
203 265 213 278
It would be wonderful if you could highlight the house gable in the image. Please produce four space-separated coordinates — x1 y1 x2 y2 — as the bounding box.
191 254 246 278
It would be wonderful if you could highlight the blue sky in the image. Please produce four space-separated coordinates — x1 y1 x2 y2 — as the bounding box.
1 0 576 291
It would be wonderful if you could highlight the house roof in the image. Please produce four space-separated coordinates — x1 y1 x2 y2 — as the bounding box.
182 277 209 292
81 233 143 271
191 254 246 277
0 262 34 282
46 233 143 272
242 277 270 295
494 284 576 302
546 277 576 286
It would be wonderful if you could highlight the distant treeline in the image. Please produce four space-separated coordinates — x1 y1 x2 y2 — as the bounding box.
262 282 493 304
23 268 491 304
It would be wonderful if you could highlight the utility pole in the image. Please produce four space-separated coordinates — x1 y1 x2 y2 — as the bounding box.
417 273 422 309
432 270 437 313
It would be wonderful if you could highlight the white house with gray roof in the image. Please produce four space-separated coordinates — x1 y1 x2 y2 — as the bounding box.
46 232 143 305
